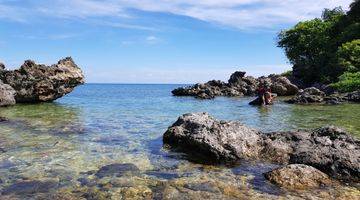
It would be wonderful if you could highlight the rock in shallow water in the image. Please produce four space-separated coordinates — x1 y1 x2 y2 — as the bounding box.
1 57 84 103
163 113 360 182
163 112 263 163
264 164 331 190
0 81 16 106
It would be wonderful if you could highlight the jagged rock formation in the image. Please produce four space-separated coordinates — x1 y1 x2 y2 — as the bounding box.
287 87 360 104
163 113 360 182
172 71 299 99
0 57 84 105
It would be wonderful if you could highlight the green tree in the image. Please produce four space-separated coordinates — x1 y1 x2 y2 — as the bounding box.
278 0 360 87
337 39 360 72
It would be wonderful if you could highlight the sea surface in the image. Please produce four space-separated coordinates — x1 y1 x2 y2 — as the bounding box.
0 84 359 199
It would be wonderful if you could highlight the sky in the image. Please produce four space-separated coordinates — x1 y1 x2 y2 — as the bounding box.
0 0 353 83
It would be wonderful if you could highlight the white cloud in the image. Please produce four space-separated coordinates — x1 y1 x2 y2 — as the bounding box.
0 0 354 30
145 35 160 44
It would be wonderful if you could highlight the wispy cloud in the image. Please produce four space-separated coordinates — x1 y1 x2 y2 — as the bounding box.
145 35 160 44
0 0 353 30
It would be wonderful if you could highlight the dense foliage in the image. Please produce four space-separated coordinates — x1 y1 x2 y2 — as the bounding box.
330 72 360 92
278 0 360 87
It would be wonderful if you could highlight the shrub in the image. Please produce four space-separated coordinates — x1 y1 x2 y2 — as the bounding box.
330 72 360 92
337 39 360 72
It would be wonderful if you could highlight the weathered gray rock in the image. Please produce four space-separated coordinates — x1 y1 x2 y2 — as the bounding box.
1 57 84 103
0 81 16 106
348 90 360 102
286 87 325 104
164 113 360 181
163 113 263 162
172 71 298 99
267 75 299 96
264 164 331 190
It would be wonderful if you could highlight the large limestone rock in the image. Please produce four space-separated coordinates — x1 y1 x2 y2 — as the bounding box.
172 71 298 99
163 113 263 162
164 113 360 181
267 75 299 96
2 57 84 103
0 81 16 106
264 164 331 190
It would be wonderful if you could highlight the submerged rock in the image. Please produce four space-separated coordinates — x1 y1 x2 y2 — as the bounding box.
1 57 84 103
172 71 298 99
0 81 16 107
264 164 331 190
1 180 58 195
163 112 263 163
164 113 360 181
95 163 140 178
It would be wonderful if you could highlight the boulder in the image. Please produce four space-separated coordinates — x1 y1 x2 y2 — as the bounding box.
0 62 4 70
0 81 16 106
163 113 263 163
264 164 331 190
228 71 247 85
2 57 84 103
164 113 360 181
286 87 325 104
347 90 360 102
268 75 299 96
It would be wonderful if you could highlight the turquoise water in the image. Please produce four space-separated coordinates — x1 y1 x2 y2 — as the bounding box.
0 84 359 199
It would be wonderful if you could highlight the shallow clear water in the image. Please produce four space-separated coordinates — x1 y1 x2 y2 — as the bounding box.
0 84 359 199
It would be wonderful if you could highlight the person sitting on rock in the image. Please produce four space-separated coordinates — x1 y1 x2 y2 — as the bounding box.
264 82 273 105
257 82 273 105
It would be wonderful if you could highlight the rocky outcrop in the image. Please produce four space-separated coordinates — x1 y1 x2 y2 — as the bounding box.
264 164 331 190
0 81 16 106
0 57 84 104
163 113 263 162
286 87 325 104
287 87 360 104
163 113 360 181
172 71 298 99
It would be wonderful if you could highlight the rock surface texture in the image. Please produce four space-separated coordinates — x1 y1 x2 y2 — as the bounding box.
0 57 84 105
172 71 298 99
164 113 360 182
264 164 331 190
0 81 16 106
163 113 263 162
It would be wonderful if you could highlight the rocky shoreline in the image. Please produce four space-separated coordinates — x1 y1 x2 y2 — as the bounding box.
0 57 84 106
286 87 360 104
163 113 360 186
172 71 298 99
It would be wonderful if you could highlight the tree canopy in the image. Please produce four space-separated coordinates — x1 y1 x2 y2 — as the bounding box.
278 0 360 87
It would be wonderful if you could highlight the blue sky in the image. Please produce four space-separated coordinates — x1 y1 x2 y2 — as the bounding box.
0 0 353 83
